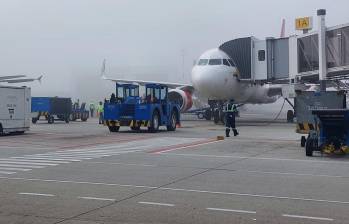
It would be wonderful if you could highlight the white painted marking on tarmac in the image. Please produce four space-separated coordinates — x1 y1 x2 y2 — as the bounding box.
78 196 115 202
153 141 218 154
282 214 334 221
20 155 95 160
12 157 81 162
207 207 256 214
0 164 44 168
18 192 55 197
138 201 174 207
0 167 31 171
0 159 69 164
0 161 58 166
0 171 16 175
2 177 349 205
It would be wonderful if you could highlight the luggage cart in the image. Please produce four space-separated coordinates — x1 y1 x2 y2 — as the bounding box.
305 109 349 156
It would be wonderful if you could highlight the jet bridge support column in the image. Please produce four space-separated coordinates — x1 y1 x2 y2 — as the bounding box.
318 9 327 91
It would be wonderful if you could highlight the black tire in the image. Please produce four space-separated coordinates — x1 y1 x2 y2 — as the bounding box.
220 111 226 124
108 126 120 132
204 109 212 120
81 112 88 122
197 112 204 119
305 138 313 157
131 126 140 131
48 116 54 124
213 109 220 124
0 124 3 135
287 110 294 123
167 111 177 131
148 111 160 133
15 131 25 135
32 118 38 124
301 136 306 147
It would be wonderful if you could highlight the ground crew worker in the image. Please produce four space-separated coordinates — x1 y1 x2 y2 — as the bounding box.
225 101 239 137
89 102 95 117
110 93 116 103
97 101 104 124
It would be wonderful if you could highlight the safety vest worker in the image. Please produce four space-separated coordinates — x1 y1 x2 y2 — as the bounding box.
225 103 239 137
97 102 104 124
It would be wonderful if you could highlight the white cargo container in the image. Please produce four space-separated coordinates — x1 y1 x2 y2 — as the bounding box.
0 86 31 134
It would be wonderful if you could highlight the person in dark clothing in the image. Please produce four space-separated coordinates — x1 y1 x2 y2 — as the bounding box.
225 102 239 137
110 93 116 103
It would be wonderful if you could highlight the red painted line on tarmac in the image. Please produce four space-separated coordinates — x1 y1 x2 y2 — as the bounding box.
148 139 219 154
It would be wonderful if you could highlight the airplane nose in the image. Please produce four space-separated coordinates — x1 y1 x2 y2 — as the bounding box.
191 66 218 95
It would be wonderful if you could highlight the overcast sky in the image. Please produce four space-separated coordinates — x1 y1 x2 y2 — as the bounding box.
1 0 349 101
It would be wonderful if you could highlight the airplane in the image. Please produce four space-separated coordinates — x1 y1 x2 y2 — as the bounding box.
102 49 282 124
102 20 286 124
0 75 43 84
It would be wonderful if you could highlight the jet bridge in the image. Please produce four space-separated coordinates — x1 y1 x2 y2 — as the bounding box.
219 16 349 84
219 37 290 82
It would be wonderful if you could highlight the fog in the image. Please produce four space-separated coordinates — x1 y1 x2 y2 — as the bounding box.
1 0 349 103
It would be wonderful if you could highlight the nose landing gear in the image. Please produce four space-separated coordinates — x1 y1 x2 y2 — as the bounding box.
208 100 225 124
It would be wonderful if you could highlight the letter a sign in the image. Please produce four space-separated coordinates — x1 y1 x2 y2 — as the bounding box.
295 17 313 30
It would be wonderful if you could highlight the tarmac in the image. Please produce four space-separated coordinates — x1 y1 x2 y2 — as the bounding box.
0 115 348 224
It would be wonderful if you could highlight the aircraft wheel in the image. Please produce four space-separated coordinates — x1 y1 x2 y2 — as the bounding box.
213 109 220 124
204 109 212 120
287 110 294 123
305 139 313 157
301 136 306 147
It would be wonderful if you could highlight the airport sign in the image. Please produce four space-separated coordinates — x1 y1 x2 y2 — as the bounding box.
295 17 313 30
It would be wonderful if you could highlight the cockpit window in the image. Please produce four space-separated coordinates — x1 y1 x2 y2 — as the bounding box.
198 59 208 65
208 59 222 65
223 59 230 66
228 59 235 66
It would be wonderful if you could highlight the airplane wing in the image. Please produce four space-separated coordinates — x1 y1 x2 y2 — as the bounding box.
103 76 195 94
0 75 26 81
100 59 194 93
0 75 43 84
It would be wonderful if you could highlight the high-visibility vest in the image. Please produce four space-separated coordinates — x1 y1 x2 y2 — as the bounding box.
226 104 237 113
97 104 104 113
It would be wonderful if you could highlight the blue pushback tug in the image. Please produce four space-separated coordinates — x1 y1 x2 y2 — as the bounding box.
103 83 181 133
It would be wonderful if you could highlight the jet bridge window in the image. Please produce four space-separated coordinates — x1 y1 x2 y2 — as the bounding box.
198 59 208 65
208 59 222 65
223 59 230 66
258 50 265 61
298 34 319 73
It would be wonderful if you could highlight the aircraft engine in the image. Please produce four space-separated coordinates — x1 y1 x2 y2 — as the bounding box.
168 89 193 112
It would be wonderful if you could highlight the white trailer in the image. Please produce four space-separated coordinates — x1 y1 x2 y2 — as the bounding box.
0 86 31 134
